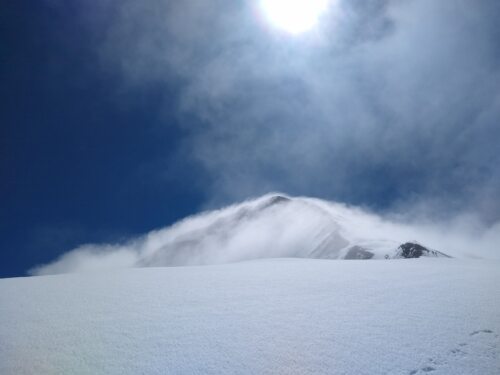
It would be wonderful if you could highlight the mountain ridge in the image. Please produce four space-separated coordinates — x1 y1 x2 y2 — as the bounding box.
30 194 451 276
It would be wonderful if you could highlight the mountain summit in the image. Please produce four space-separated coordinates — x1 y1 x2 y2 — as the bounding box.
31 194 451 275
137 194 450 264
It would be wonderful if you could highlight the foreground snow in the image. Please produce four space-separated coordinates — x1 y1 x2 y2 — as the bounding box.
1 258 499 375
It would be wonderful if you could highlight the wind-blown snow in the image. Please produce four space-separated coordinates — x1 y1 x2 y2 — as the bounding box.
1 258 499 374
29 194 500 276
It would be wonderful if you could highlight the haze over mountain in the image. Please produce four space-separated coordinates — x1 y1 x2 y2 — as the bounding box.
30 194 497 276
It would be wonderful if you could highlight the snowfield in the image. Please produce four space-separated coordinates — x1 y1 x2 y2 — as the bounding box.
1 258 499 375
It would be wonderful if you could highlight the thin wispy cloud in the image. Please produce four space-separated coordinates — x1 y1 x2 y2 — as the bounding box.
74 0 500 222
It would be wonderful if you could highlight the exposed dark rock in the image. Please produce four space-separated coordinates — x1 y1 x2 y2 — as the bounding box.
344 246 374 260
265 195 291 207
396 242 451 259
399 242 427 258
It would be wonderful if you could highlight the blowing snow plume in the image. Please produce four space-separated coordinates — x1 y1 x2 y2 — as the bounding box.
30 194 500 275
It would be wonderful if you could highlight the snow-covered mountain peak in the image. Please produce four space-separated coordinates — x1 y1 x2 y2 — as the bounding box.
30 194 452 276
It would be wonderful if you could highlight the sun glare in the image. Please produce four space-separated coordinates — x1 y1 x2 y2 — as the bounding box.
259 0 329 34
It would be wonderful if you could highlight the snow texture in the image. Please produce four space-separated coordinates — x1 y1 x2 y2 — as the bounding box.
1 258 499 374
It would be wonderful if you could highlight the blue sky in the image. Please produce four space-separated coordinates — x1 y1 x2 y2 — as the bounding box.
1 1 205 277
2 0 500 277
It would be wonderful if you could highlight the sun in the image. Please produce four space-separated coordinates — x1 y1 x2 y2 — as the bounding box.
259 0 329 34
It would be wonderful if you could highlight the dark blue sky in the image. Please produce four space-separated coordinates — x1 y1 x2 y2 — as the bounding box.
0 1 205 277
2 0 500 277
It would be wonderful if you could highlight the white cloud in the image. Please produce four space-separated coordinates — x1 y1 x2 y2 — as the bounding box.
75 0 500 220
33 0 500 276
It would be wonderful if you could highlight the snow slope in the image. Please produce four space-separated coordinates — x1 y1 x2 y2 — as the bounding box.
31 194 458 276
1 258 499 374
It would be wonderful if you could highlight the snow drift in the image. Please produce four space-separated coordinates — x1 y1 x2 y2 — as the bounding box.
30 194 497 275
2 259 500 374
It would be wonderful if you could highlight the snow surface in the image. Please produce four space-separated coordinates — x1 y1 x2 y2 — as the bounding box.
1 258 499 374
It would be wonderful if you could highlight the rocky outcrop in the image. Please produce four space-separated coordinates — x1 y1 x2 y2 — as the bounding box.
344 246 375 260
395 242 451 259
